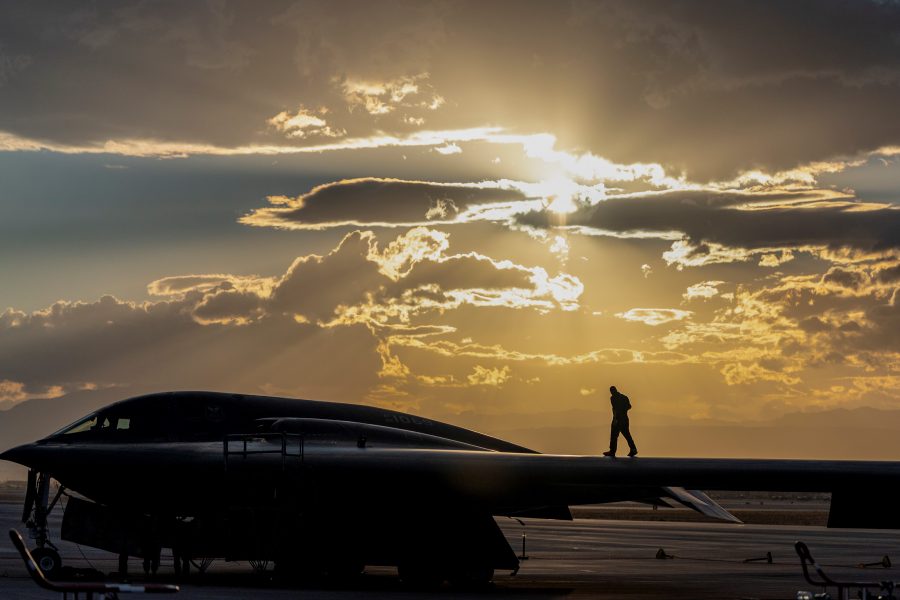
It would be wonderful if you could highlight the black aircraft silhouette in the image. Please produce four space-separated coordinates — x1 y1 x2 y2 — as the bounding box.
3 391 899 586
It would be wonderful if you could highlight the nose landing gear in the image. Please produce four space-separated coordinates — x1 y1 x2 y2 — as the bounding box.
30 546 62 577
22 469 65 579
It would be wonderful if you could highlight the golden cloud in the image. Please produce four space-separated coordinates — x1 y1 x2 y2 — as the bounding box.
616 308 693 326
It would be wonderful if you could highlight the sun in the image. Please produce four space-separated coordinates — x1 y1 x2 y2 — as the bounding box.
539 177 582 215
546 192 579 215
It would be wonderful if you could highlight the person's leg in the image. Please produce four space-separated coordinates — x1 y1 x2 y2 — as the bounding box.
608 419 620 453
620 416 638 455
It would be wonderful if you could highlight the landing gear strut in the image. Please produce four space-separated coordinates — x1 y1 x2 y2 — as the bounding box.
23 470 65 579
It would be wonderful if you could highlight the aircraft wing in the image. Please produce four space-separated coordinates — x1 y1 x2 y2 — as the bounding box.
303 447 900 528
5 441 899 528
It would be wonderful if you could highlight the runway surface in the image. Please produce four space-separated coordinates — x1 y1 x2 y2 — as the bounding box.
1 500 898 599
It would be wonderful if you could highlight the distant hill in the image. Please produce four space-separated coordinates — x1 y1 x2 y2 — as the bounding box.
770 406 900 431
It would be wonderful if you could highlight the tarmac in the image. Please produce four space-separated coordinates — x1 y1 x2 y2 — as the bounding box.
1 499 899 599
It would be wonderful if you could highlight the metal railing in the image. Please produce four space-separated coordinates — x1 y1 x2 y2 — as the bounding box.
223 432 303 472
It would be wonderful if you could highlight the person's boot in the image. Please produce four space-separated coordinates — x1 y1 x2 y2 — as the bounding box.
602 450 615 457
627 448 638 457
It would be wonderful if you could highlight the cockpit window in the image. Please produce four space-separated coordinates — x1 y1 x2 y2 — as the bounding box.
92 414 129 432
54 412 130 436
54 413 99 436
50 404 167 440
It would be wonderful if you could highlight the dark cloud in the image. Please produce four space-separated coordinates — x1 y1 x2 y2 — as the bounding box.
438 1 900 179
244 178 526 229
192 288 265 324
0 228 579 401
3 1 900 177
823 267 868 290
799 316 831 333
519 190 900 252
269 230 383 319
876 263 900 284
750 272 900 362
857 290 900 353
391 254 534 293
0 2 282 146
268 228 578 321
0 293 382 401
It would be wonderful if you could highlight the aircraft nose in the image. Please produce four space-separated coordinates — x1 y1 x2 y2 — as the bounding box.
0 443 42 469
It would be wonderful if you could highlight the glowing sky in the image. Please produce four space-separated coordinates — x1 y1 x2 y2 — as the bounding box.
1 1 899 459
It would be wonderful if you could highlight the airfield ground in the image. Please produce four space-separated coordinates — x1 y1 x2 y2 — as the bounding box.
1 490 897 599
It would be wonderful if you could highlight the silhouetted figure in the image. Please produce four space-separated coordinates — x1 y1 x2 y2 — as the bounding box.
142 518 161 576
603 386 637 457
172 519 192 578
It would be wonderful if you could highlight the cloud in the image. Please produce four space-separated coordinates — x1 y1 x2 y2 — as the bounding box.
268 231 384 321
720 362 801 386
525 189 900 253
241 178 528 230
653 259 900 395
466 365 510 387
758 250 795 267
314 228 585 332
147 274 276 297
434 143 461 155
0 380 26 404
876 263 900 284
386 335 688 368
268 106 345 139
661 240 758 269
265 226 574 327
514 188 900 272
0 126 508 158
0 293 382 403
3 2 900 177
3 214 895 423
341 74 443 117
615 308 693 326
683 281 725 302
0 379 69 411
192 289 266 325
0 227 591 407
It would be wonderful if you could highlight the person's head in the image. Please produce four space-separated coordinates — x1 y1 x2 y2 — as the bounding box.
609 385 617 393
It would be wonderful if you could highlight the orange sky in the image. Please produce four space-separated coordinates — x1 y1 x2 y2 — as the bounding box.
0 1 899 464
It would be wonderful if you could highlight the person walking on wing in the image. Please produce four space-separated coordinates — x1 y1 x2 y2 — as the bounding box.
603 385 638 457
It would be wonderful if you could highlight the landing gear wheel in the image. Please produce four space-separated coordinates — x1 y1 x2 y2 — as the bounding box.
31 547 62 579
447 564 494 589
